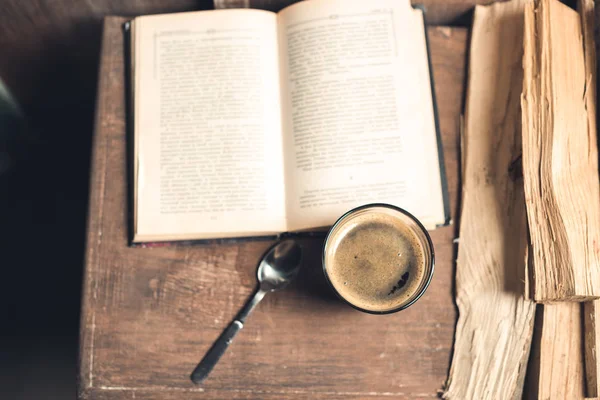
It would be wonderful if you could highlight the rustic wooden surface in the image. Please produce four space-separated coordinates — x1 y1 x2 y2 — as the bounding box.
78 17 466 400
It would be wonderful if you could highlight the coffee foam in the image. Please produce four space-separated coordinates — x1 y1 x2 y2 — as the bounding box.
324 209 427 312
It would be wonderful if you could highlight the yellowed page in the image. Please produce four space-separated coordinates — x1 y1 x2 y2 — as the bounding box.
278 0 445 231
133 10 286 241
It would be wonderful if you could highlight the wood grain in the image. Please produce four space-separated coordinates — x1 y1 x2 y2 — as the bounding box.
441 1 536 399
78 17 467 400
521 0 600 302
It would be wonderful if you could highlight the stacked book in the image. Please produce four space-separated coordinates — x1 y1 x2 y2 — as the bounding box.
443 0 600 398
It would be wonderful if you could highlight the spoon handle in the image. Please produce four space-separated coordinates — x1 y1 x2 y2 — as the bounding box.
191 289 266 385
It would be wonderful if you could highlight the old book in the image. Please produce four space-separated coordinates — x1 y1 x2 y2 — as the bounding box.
584 300 600 398
521 0 600 302
576 0 600 396
213 0 482 25
128 0 450 242
525 303 585 399
442 1 536 399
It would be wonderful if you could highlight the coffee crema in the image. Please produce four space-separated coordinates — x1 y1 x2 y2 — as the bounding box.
324 207 428 312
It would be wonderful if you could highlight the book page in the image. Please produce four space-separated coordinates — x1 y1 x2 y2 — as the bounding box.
277 0 445 231
133 10 286 241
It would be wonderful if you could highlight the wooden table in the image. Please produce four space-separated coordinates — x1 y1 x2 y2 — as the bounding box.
78 17 466 400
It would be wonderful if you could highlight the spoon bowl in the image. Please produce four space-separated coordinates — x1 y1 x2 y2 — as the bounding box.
257 240 302 291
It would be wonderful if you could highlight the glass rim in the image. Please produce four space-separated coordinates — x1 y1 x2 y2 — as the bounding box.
322 203 435 315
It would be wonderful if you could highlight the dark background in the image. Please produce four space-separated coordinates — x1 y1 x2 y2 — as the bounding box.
0 2 212 398
0 1 483 399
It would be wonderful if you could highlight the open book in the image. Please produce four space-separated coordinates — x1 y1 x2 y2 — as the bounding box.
128 0 449 243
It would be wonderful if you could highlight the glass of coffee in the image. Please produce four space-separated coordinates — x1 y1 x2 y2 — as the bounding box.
323 203 434 314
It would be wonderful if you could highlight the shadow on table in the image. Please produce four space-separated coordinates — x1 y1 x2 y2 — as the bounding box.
288 237 348 306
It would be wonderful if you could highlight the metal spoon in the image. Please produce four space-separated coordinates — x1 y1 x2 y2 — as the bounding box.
190 239 303 385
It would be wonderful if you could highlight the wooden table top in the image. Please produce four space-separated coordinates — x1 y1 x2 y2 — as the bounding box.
78 17 466 400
